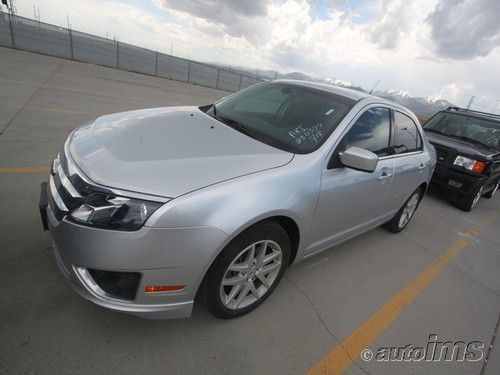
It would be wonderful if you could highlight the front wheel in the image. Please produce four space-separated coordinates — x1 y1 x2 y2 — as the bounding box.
384 188 422 233
455 185 483 212
203 221 290 319
483 180 499 199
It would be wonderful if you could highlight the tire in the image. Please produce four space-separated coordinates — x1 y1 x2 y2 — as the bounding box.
384 188 422 233
455 184 484 212
483 180 499 199
203 221 291 319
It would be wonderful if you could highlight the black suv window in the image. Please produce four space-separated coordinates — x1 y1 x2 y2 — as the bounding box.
424 112 500 149
344 107 391 156
392 111 422 154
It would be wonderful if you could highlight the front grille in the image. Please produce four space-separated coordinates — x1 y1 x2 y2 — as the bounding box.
48 151 120 222
87 269 141 300
433 144 450 162
48 156 85 221
59 149 111 197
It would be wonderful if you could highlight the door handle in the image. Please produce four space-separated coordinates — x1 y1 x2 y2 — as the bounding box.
418 163 426 170
378 171 393 180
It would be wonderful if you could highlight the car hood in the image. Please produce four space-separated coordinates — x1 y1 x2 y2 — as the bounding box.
424 131 499 160
68 106 293 198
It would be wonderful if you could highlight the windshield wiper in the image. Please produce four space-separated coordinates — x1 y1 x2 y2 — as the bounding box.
215 115 256 138
212 112 284 149
217 115 283 148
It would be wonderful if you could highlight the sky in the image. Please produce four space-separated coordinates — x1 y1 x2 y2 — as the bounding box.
6 0 500 112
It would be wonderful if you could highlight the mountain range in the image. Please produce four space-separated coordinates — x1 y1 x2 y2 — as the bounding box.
276 72 453 121
212 63 453 121
371 89 452 121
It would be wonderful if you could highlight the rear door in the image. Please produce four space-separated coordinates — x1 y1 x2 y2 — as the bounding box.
385 110 425 212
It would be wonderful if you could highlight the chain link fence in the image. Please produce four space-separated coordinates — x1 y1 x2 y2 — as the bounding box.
0 11 265 92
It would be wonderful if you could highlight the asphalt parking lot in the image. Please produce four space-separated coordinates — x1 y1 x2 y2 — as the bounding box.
1 46 499 375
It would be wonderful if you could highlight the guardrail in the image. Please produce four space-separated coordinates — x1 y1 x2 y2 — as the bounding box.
0 11 265 92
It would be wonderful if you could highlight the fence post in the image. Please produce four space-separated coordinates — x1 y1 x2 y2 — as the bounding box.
7 12 15 49
215 69 220 89
116 40 120 69
238 75 243 91
69 29 74 59
187 61 191 83
154 51 158 76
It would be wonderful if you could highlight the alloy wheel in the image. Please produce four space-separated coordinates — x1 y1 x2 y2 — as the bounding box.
490 181 499 197
219 240 282 310
398 192 420 229
471 186 484 208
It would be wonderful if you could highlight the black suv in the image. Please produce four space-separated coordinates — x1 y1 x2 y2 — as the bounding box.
423 107 500 211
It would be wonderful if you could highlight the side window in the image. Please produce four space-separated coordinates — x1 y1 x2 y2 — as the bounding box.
344 107 391 156
392 112 422 154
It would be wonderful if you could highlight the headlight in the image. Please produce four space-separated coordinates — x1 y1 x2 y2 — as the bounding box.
453 156 487 173
70 193 163 231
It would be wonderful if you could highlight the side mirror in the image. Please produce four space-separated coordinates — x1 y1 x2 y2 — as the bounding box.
339 146 378 172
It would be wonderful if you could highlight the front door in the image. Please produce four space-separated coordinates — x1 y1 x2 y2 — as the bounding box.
306 107 394 255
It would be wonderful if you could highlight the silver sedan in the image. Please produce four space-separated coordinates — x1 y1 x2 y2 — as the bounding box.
40 80 436 319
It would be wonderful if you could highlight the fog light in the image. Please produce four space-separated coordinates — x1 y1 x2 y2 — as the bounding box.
144 285 185 293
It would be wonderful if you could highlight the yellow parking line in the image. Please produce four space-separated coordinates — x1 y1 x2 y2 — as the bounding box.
0 167 50 174
307 208 499 375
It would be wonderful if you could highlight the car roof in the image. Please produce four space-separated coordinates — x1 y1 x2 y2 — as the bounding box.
274 79 370 101
272 79 416 118
442 107 500 124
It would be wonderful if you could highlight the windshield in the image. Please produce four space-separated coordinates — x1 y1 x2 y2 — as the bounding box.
206 82 356 153
424 112 500 149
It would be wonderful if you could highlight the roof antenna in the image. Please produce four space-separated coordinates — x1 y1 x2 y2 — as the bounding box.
369 80 380 95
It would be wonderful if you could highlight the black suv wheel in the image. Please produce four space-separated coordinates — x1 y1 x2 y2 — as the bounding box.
483 179 499 199
455 185 484 212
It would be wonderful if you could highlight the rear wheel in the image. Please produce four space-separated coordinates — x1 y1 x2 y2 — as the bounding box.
384 188 422 233
455 184 483 212
483 180 499 199
203 221 290 319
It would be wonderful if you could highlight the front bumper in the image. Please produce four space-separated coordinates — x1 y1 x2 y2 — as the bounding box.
431 167 485 195
429 142 488 196
41 185 228 319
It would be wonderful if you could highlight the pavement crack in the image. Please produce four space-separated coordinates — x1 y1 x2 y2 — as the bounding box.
0 60 65 136
285 275 372 375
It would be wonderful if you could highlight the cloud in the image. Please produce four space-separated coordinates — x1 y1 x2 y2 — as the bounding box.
155 0 270 42
160 0 268 17
426 0 500 59
13 0 500 112
368 0 410 49
433 82 475 105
